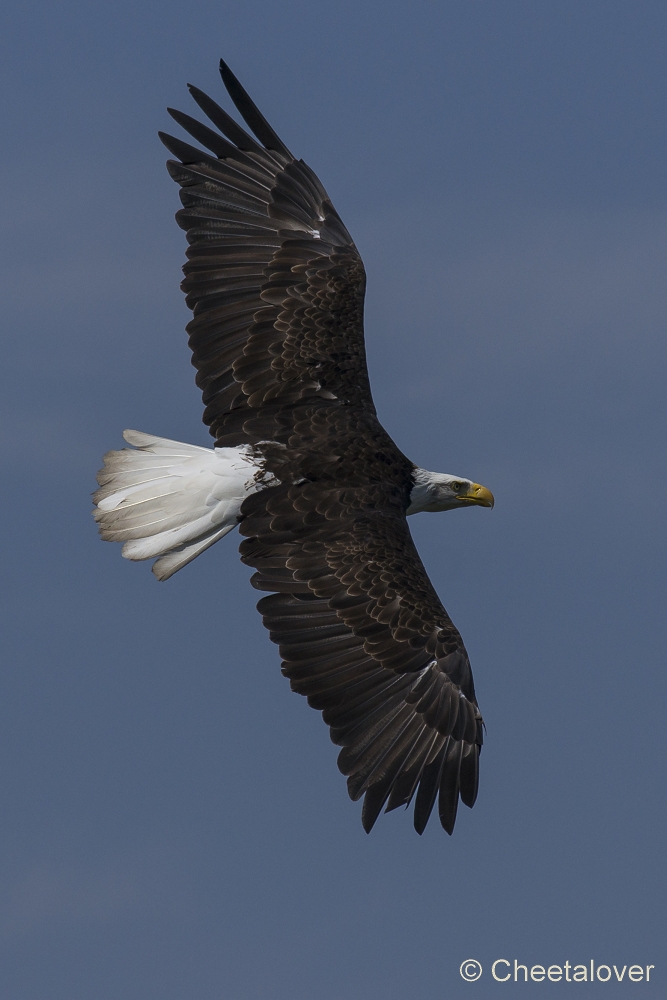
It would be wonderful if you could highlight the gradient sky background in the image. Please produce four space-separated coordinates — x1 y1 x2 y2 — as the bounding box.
1 2 666 997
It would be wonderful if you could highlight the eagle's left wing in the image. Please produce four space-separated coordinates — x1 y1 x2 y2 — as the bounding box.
239 481 484 835
159 60 377 453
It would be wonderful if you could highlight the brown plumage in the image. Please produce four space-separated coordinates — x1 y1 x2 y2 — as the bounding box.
100 59 491 835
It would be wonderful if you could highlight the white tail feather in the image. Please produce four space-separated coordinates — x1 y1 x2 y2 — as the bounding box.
93 430 263 580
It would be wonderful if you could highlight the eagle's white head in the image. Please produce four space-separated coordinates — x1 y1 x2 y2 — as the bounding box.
407 468 495 514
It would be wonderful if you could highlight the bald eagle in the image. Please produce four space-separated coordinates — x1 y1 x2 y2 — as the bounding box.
94 61 494 835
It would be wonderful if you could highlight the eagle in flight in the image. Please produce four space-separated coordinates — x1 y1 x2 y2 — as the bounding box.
94 60 494 835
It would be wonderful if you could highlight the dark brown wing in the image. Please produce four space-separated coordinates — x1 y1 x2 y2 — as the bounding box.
160 60 377 452
164 62 483 833
239 481 484 835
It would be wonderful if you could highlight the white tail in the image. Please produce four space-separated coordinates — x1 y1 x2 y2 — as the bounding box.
93 430 262 580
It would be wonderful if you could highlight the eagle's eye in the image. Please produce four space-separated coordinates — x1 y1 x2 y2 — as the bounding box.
451 481 464 491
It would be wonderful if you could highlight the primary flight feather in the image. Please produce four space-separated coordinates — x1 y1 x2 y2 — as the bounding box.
94 60 494 835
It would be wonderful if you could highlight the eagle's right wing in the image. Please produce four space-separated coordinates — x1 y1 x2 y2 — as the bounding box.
239 480 484 835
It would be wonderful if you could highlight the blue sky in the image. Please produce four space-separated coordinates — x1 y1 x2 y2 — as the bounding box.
1 2 665 997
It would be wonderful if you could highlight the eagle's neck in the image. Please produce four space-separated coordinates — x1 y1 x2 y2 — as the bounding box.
406 467 456 515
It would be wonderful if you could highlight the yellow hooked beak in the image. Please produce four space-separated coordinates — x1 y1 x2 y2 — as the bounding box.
459 483 494 508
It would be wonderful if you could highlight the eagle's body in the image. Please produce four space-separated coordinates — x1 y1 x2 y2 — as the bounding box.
94 61 494 835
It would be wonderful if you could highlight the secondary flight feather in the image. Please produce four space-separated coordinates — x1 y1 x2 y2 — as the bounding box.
94 60 494 835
